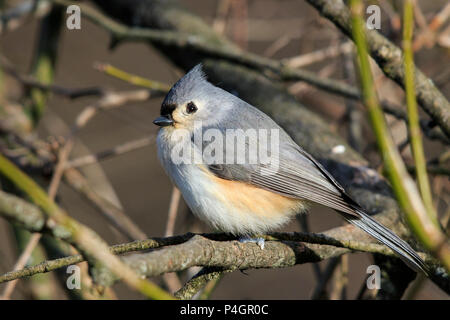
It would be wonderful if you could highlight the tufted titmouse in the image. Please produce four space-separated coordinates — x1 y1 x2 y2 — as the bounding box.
154 65 427 274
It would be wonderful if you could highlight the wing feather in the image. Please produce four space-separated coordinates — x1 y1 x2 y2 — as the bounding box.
207 142 360 217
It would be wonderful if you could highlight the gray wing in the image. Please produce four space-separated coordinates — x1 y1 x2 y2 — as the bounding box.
207 141 360 217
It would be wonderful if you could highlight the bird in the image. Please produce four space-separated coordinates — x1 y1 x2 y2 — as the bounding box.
153 64 428 274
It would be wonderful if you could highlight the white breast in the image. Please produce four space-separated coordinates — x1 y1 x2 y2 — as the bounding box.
156 128 225 225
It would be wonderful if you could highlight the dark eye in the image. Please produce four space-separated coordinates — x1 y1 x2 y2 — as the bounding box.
186 102 198 114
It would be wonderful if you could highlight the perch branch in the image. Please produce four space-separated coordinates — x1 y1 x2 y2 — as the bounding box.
0 203 438 287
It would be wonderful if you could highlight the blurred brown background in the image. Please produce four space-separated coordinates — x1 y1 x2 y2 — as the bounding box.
0 0 448 299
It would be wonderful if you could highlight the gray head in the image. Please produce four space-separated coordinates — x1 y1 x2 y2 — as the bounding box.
153 64 233 130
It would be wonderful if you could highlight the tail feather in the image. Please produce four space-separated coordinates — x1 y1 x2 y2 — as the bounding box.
344 209 429 275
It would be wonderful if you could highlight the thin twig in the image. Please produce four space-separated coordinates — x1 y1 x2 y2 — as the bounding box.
284 41 353 68
403 0 438 224
165 187 181 238
94 62 171 93
229 0 248 49
65 135 155 169
212 0 231 35
263 34 296 57
310 257 340 300
379 0 401 32
330 255 348 300
162 186 182 293
413 2 450 50
297 215 322 280
0 55 104 99
0 233 41 299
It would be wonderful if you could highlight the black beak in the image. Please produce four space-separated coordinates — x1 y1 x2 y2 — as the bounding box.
153 115 173 127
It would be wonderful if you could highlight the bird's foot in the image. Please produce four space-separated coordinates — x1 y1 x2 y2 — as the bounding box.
239 237 265 249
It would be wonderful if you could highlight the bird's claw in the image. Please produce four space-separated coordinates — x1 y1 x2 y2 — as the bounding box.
239 237 265 249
